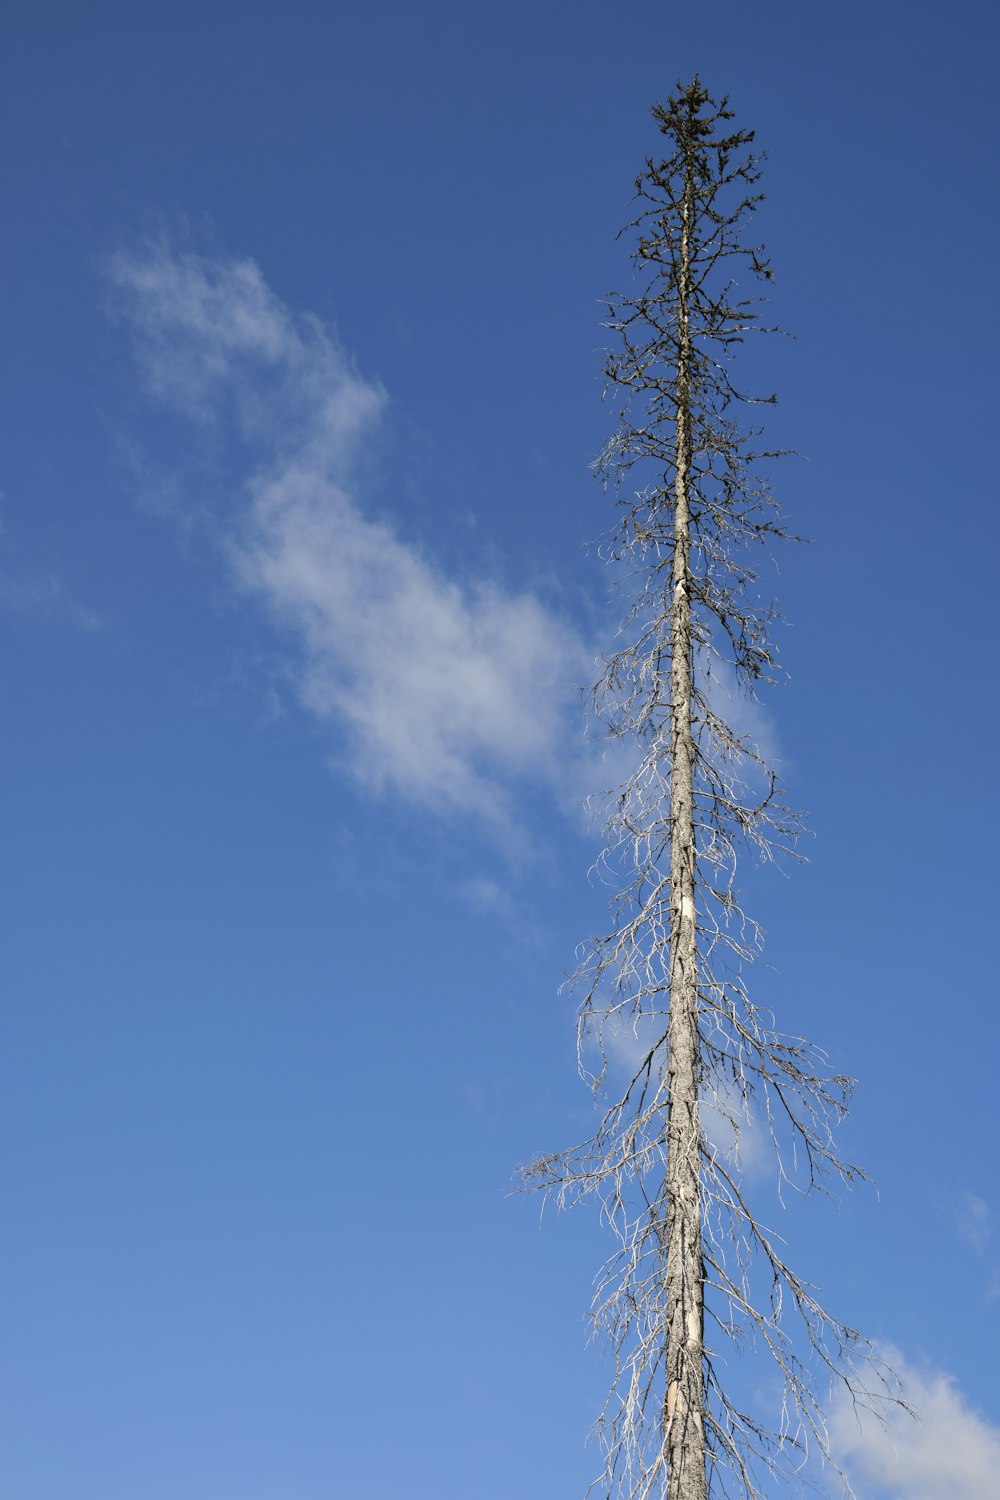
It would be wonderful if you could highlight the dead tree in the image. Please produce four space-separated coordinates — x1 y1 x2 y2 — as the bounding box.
522 79 888 1500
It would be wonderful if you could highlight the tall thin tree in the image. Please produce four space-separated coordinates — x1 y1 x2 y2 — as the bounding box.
523 80 888 1500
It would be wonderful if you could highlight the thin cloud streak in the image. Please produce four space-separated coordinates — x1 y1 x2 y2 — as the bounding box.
0 568 101 631
955 1191 991 1255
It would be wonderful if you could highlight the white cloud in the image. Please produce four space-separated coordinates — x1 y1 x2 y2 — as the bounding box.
830 1348 1000 1499
108 238 588 824
237 464 584 820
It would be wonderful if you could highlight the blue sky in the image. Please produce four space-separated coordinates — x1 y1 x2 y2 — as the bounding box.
2 2 999 1496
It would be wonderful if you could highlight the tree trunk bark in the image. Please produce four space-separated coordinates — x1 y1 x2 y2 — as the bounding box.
664 139 707 1500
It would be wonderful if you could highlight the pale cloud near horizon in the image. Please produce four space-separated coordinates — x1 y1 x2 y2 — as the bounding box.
830 1348 1000 1499
108 238 589 826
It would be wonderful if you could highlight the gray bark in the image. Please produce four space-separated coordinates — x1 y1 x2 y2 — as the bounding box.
664 149 707 1500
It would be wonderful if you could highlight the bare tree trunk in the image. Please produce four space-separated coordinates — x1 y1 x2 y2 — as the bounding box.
520 79 892 1500
664 146 707 1500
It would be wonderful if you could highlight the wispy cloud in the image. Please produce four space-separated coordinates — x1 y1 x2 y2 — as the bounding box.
955 1191 991 1255
456 873 546 946
0 567 101 630
949 1190 1000 1301
108 237 589 826
458 875 522 924
830 1348 1000 1499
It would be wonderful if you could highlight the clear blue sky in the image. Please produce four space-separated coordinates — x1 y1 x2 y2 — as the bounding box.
1 3 998 1496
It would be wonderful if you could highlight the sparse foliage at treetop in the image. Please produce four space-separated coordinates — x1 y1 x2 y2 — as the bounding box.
521 79 894 1500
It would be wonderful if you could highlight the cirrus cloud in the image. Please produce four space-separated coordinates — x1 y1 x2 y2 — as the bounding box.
108 237 589 826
